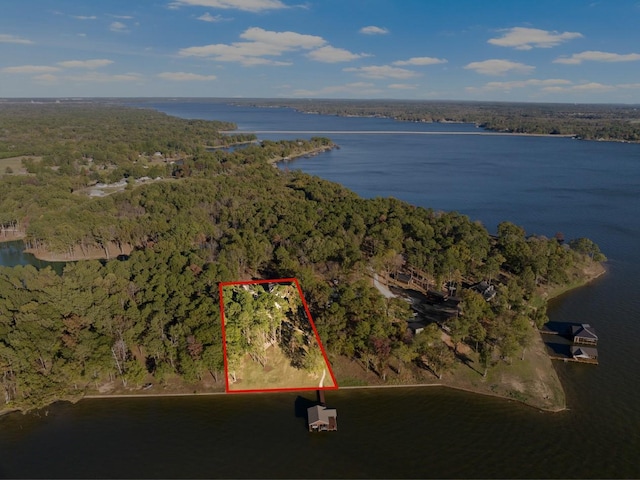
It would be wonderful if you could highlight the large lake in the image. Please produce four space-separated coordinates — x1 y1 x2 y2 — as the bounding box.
0 100 639 478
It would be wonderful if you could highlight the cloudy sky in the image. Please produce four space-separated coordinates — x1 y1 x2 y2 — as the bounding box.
1 0 640 102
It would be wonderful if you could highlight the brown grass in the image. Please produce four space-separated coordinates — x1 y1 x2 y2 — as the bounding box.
0 156 39 175
229 346 335 391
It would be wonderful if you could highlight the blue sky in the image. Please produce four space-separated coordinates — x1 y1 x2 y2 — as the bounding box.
1 0 640 102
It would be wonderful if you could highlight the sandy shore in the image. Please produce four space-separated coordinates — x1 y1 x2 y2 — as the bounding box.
24 242 133 262
0 232 133 262
0 231 26 242
84 391 227 399
269 145 337 165
75 380 563 414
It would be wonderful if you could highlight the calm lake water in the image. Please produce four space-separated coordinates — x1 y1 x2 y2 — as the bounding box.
1 100 639 478
0 240 65 271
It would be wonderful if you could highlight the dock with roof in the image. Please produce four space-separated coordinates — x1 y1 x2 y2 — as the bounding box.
540 322 599 365
307 390 338 432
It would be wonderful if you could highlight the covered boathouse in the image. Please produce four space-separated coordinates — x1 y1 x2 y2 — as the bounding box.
572 324 598 345
570 345 599 364
307 405 338 432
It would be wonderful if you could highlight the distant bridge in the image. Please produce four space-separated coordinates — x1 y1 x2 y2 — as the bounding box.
243 130 575 137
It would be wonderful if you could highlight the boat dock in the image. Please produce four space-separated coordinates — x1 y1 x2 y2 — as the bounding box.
541 321 599 365
307 390 337 432
548 354 599 365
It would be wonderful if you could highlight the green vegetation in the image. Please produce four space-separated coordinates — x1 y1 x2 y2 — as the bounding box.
222 282 332 390
0 101 605 412
235 98 640 142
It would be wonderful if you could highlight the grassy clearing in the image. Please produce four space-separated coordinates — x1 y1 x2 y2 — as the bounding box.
540 260 607 301
0 156 38 175
443 330 566 411
229 345 335 391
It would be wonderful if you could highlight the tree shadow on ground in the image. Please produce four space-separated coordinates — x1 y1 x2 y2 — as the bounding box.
455 350 482 375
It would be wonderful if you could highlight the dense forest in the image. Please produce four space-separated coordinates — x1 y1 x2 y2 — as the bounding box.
219 98 640 143
0 101 605 411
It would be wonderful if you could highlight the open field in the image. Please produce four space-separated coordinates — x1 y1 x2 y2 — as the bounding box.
0 156 37 175
230 345 334 392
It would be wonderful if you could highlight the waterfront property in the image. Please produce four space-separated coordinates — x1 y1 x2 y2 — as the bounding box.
541 321 600 365
307 405 338 432
571 345 599 364
572 324 598 345
308 389 338 432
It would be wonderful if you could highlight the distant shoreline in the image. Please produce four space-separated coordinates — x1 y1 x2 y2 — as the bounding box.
246 129 576 139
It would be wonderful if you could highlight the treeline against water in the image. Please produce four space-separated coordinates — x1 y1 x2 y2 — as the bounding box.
0 102 605 410
239 98 640 142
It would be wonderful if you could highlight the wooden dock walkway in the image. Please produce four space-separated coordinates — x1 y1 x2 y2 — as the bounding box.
548 355 598 365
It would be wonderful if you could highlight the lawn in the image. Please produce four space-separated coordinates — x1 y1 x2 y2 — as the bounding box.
0 156 35 175
229 344 336 392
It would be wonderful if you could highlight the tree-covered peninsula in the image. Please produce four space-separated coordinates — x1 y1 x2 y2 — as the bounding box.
0 101 605 412
221 98 640 143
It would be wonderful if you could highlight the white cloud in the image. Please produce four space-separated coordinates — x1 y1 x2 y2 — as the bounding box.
292 82 382 97
307 46 368 63
33 74 59 83
554 50 640 64
469 78 640 96
388 83 418 90
0 34 34 44
110 21 127 32
617 83 640 89
179 41 293 64
488 27 583 50
72 15 97 20
158 71 217 81
66 72 143 82
197 12 224 22
464 59 534 76
109 15 134 19
57 59 114 69
170 0 288 12
360 26 388 35
240 57 292 66
344 65 419 79
2 65 61 74
240 27 324 50
473 78 573 91
542 82 614 93
179 27 325 65
393 56 447 66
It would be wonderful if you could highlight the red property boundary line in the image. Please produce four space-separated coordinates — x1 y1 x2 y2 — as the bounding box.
218 277 339 394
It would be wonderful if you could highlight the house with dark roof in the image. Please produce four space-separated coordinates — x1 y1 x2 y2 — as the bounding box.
572 324 598 345
471 281 496 301
307 405 338 432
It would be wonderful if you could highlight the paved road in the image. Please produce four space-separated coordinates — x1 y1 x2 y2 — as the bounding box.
373 273 396 299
